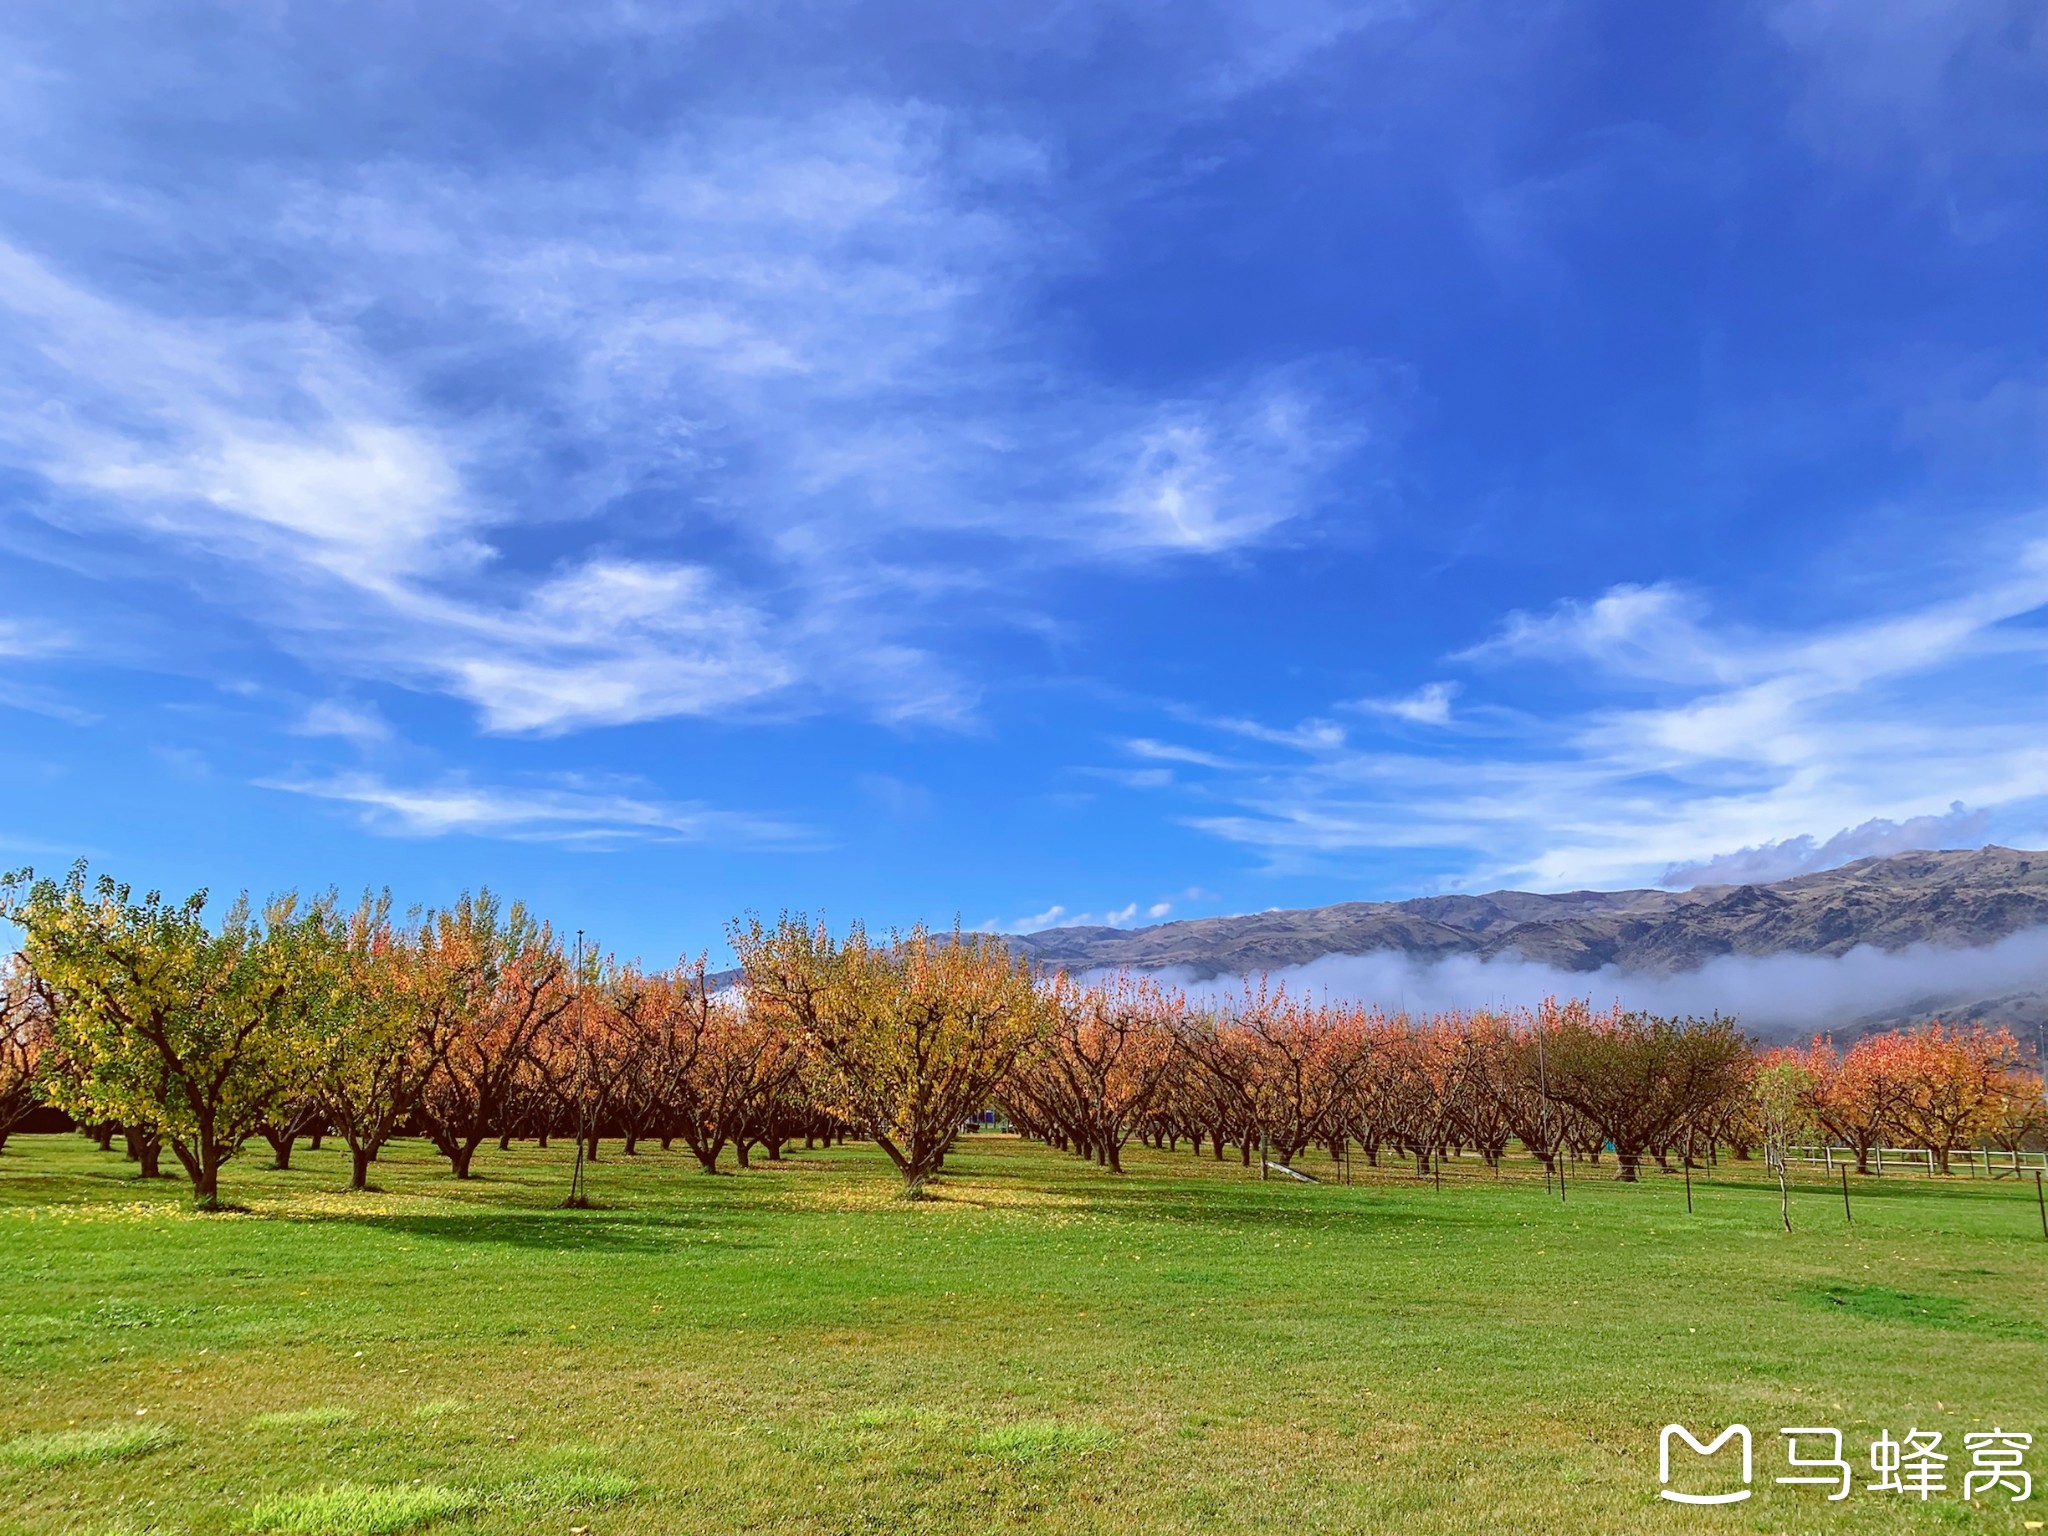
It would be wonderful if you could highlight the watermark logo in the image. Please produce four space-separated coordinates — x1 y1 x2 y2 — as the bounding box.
1658 1424 1752 1504
1656 1424 2032 1507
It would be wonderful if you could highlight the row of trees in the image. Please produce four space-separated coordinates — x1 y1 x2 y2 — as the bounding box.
0 870 1045 1204
1002 987 1764 1181
3 865 2043 1206
1004 986 2045 1182
1775 1027 2048 1173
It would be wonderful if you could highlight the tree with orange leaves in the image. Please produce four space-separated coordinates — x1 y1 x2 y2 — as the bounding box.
544 955 656 1204
1793 1031 1916 1174
414 892 571 1180
732 916 1044 1196
0 955 47 1153
1003 971 1181 1172
310 894 458 1191
669 987 805 1172
1891 1022 2024 1172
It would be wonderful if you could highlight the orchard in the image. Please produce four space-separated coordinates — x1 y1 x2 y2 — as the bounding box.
1 864 2041 1209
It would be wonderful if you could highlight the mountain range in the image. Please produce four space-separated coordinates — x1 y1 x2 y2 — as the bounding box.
1007 846 2048 1034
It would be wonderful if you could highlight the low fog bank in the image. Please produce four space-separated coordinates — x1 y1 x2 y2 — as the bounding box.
1143 925 2048 1039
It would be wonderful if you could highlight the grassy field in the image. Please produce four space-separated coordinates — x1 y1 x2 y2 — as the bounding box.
1 1133 2042 1536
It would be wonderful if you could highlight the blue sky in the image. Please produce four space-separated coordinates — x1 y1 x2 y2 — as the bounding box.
1 0 2044 962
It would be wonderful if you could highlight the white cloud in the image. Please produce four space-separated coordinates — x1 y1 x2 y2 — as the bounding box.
1012 904 1071 934
429 561 791 735
1008 896 1177 934
0 616 66 659
1160 925 2048 1038
1660 803 1992 888
0 96 1378 736
1769 0 2046 176
1458 582 1738 685
1356 680 1458 726
1145 536 2048 889
292 700 391 748
265 771 811 848
1125 738 1241 769
1100 366 1370 552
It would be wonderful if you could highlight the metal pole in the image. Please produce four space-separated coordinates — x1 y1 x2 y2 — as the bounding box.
1841 1165 1851 1224
2036 1171 2045 1241
1684 1158 1693 1214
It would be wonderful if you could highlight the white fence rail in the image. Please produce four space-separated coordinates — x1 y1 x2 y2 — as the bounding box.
1782 1143 2048 1176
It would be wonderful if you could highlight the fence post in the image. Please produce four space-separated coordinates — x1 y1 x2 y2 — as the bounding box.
1841 1166 1851 1225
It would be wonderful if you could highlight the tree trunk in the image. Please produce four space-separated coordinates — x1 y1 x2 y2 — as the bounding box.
308 1128 323 1151
264 1127 297 1170
350 1145 374 1191
93 1121 117 1152
193 1141 224 1208
735 1140 752 1169
447 1139 477 1179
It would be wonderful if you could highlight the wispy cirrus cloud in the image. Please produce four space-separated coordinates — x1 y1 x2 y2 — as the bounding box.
1768 0 2047 179
265 771 813 849
291 700 392 749
1352 681 1458 726
0 75 1382 739
1123 532 2048 890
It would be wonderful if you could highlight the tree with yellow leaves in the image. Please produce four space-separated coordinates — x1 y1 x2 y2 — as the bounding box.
731 916 1044 1196
2 864 328 1207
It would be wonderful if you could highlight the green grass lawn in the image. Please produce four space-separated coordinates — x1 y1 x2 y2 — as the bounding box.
1 1133 2042 1535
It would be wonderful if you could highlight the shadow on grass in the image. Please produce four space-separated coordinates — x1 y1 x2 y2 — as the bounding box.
1795 1283 2048 1339
1071 1179 1505 1235
300 1208 734 1253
